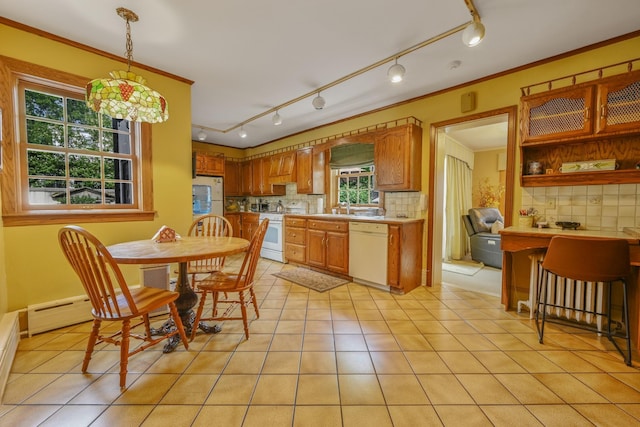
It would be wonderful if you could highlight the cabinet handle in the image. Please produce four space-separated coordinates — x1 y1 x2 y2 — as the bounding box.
584 107 590 120
307 179 311 186
600 104 608 118
390 235 394 244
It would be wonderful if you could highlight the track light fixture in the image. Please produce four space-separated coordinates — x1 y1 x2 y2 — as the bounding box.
387 58 406 83
238 126 247 138
272 110 282 126
197 129 207 141
462 20 485 47
312 93 326 110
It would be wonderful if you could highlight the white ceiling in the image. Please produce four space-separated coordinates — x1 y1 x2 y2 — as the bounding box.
1 0 639 149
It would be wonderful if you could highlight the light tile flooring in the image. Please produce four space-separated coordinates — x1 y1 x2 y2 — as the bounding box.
2 256 640 426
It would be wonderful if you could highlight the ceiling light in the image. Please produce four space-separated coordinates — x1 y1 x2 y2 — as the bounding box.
272 111 282 126
86 8 168 123
387 59 406 83
238 127 247 138
312 93 326 110
197 129 207 141
462 20 485 47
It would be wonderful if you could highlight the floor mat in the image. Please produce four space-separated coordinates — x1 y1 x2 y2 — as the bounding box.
442 260 484 276
272 268 349 292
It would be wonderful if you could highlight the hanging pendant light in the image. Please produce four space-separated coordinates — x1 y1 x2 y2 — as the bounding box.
238 126 248 138
197 129 207 141
86 8 169 123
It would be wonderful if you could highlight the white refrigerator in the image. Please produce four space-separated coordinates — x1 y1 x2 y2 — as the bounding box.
192 176 224 220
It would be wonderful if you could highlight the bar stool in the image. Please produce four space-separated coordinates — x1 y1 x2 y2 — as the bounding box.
535 236 632 366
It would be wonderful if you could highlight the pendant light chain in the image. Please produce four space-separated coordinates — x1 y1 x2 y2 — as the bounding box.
124 18 134 72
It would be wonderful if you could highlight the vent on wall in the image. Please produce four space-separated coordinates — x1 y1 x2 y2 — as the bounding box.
27 295 93 337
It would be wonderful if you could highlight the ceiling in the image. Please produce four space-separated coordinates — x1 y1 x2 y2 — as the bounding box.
2 0 639 149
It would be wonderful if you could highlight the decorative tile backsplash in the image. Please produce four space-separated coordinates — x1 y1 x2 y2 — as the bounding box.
521 184 640 231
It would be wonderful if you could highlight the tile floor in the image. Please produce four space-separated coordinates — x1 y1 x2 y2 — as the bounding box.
2 256 640 426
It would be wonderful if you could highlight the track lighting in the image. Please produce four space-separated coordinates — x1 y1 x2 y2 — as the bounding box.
462 20 485 47
197 129 207 141
238 126 247 138
387 58 406 83
272 111 282 126
312 93 326 110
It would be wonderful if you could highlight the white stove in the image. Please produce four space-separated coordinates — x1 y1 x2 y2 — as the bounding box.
259 201 307 262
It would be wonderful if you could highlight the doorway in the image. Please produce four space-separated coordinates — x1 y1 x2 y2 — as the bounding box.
426 106 517 291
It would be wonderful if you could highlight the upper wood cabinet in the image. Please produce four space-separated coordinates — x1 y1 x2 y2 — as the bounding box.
596 70 640 135
374 123 422 191
224 160 241 196
296 147 325 194
239 161 253 195
251 157 286 196
193 152 224 176
268 151 296 183
520 70 640 187
521 70 640 144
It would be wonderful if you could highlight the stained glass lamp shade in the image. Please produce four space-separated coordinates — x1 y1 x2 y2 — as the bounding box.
86 71 168 123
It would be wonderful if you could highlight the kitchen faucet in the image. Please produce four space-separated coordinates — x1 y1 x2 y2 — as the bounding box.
346 200 351 215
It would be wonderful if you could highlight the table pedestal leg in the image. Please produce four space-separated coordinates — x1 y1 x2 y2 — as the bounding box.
151 262 199 353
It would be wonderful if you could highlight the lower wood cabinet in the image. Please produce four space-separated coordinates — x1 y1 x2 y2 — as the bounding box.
240 212 259 240
224 213 241 238
284 217 307 264
387 221 423 294
307 219 349 275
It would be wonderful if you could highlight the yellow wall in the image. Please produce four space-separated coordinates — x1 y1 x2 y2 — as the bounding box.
1 21 638 315
472 148 506 209
0 24 194 313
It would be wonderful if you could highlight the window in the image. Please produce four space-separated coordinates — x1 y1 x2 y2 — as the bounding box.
337 166 379 206
0 57 154 226
20 81 135 209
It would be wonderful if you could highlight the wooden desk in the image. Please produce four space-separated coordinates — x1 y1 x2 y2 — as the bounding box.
500 226 640 348
107 236 249 351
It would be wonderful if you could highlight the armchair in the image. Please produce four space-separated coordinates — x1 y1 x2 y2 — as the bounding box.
462 207 504 269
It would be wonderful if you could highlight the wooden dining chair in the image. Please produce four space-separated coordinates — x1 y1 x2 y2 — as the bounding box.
535 236 632 366
187 214 233 289
191 218 268 340
58 225 189 389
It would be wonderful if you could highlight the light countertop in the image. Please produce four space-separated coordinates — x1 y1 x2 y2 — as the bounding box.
286 213 423 224
501 226 639 242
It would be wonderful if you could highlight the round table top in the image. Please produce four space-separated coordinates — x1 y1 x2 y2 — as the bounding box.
106 236 250 264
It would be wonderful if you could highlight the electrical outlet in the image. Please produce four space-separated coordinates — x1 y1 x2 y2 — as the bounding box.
545 199 556 209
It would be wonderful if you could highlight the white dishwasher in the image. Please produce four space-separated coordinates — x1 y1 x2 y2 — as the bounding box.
349 221 388 288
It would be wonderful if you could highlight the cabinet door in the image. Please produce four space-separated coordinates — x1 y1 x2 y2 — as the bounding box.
307 229 326 269
596 71 640 135
520 85 595 143
224 160 241 196
251 158 264 195
205 155 224 175
239 161 253 195
325 231 349 274
374 124 421 191
296 148 325 194
225 213 241 237
387 225 401 288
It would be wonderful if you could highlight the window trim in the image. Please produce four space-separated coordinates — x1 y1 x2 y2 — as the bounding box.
336 166 380 207
0 55 154 226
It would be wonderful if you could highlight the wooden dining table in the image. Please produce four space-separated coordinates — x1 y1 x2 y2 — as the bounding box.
107 235 250 352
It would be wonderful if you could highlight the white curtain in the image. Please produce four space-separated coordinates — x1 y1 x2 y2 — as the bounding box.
444 155 472 261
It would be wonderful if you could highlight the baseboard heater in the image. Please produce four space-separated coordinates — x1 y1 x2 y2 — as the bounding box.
27 264 171 336
27 295 93 337
0 311 20 403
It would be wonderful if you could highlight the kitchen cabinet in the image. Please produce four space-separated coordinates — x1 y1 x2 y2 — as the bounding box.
387 221 423 294
268 151 296 184
374 123 422 191
520 70 640 187
224 160 241 196
296 147 325 194
193 152 224 176
239 161 253 195
284 217 307 264
251 157 286 196
240 212 259 240
306 219 349 275
224 212 241 238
